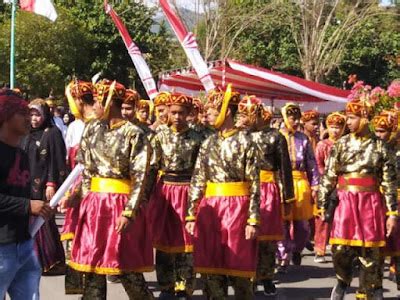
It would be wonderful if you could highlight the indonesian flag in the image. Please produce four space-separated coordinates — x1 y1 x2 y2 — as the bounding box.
20 0 58 22
104 0 158 100
159 0 215 93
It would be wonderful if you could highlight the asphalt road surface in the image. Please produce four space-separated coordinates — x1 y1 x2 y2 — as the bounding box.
35 215 400 299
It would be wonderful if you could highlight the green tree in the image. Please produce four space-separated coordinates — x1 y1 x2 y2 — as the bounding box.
326 13 400 88
56 1 173 96
0 8 91 97
194 0 399 87
0 2 173 98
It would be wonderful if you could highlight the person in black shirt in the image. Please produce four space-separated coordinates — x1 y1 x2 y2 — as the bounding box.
0 89 53 299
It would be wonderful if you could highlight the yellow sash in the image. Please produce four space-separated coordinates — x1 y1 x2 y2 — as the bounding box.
205 182 249 197
260 170 276 183
90 177 131 194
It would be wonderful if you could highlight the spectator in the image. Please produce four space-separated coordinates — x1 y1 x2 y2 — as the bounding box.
62 112 74 126
0 89 52 299
21 98 67 274
46 98 67 140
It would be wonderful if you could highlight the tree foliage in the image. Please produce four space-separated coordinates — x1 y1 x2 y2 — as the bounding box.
0 1 173 98
326 13 400 88
0 0 398 98
190 0 399 86
0 8 90 97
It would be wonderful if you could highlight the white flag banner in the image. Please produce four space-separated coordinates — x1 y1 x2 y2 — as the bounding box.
159 0 216 92
29 164 84 237
105 0 158 99
20 0 58 22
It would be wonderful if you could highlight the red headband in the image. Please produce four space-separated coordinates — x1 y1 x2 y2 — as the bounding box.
0 89 29 124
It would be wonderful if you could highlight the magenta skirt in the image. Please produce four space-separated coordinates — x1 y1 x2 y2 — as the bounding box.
193 195 258 278
70 192 153 275
60 174 83 241
61 207 80 241
330 190 386 247
258 182 283 241
147 180 192 253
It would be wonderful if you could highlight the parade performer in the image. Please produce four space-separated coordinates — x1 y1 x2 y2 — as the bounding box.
186 86 260 300
69 80 154 299
189 97 214 139
301 110 320 152
372 110 400 292
301 109 319 252
21 99 67 274
120 89 140 122
147 93 203 299
278 103 319 270
150 91 170 132
238 96 294 296
60 80 96 294
187 97 202 126
135 99 151 125
318 100 398 300
314 112 346 264
132 99 155 140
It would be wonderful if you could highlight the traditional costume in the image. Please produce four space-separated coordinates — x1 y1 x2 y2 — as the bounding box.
239 96 294 296
147 93 203 298
151 92 170 132
318 100 398 299
301 110 320 254
61 80 96 294
134 99 155 139
190 98 215 140
22 99 67 274
69 80 154 299
277 103 319 268
301 110 320 152
373 110 400 291
186 86 260 299
314 112 346 262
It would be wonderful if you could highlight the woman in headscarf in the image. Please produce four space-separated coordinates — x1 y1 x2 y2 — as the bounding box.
22 98 67 274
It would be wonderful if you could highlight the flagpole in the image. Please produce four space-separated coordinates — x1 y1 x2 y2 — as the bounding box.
9 0 16 89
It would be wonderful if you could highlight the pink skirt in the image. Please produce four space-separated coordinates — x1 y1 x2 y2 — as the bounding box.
193 195 258 278
70 192 153 275
61 207 80 241
60 175 83 241
147 180 192 253
258 182 283 241
330 190 386 247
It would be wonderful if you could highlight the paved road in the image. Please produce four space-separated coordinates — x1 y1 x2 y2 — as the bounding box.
35 215 399 299
39 252 399 299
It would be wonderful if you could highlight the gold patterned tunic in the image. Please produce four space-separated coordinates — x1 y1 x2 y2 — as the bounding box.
189 123 215 140
148 125 204 186
251 127 294 203
76 120 150 216
187 129 260 225
134 120 155 142
318 133 398 213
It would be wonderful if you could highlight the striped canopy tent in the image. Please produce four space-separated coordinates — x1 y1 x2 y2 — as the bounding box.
159 59 350 113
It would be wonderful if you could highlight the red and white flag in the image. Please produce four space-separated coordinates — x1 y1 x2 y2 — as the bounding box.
159 0 215 93
104 0 158 100
20 0 58 22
